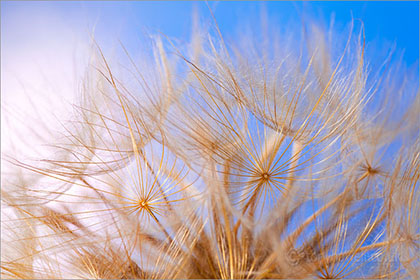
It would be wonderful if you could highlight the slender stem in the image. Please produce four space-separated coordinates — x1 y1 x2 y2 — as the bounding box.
286 141 302 190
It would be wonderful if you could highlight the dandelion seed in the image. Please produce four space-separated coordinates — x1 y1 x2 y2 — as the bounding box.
1 5 419 280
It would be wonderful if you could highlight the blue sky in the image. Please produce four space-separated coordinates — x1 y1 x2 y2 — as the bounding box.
2 1 419 65
1 1 419 159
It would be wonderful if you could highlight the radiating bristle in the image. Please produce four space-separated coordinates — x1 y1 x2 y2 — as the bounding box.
1 10 419 280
